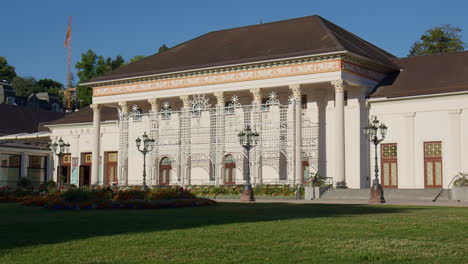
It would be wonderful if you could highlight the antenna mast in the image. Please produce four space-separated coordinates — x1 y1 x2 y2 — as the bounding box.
66 16 72 89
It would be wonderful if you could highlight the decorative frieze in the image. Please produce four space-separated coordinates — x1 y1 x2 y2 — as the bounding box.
93 59 342 97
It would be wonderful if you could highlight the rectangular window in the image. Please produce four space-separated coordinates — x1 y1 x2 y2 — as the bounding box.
27 156 47 185
424 141 443 188
0 154 21 187
381 143 398 188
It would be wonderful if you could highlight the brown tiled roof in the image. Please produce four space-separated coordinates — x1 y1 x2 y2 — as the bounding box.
41 106 118 128
85 15 397 84
370 51 468 98
0 105 64 135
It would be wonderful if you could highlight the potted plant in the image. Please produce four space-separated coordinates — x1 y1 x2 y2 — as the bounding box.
451 172 468 202
304 172 323 200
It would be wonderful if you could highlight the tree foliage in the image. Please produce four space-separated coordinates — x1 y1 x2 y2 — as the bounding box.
128 55 147 64
0 56 17 82
408 25 466 57
158 44 169 53
75 50 126 107
12 76 36 97
36 79 64 93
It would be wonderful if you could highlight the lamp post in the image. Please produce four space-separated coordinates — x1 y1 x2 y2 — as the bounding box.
136 132 155 190
238 125 259 202
363 116 387 203
51 137 70 188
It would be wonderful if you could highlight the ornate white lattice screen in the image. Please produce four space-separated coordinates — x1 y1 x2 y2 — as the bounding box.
123 94 318 186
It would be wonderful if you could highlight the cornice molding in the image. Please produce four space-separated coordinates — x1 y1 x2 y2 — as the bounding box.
89 52 394 98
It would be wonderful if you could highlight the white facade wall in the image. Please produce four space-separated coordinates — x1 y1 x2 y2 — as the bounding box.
369 93 468 189
49 122 119 185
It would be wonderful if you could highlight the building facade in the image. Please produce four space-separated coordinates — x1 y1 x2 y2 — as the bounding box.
41 15 467 189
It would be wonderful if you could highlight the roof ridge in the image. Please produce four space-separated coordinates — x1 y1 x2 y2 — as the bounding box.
398 50 468 60
208 15 319 34
315 16 345 51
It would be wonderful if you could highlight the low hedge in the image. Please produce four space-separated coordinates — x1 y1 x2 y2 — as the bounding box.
186 184 304 197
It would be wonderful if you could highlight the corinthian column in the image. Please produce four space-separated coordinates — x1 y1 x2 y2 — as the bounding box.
214 92 225 185
90 104 101 185
290 84 303 185
148 98 159 186
117 101 130 185
331 80 346 188
249 88 262 185
180 95 191 185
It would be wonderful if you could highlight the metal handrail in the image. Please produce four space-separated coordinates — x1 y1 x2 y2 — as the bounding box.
433 173 465 201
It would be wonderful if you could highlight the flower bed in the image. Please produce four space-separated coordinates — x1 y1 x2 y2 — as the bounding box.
6 185 216 210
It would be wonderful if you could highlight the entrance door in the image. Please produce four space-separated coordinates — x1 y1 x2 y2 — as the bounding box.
105 152 118 185
302 161 309 184
224 155 236 185
424 142 443 188
381 143 398 188
159 157 171 185
60 166 71 185
79 165 91 186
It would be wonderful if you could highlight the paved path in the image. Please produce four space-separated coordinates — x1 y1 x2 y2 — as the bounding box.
214 199 468 207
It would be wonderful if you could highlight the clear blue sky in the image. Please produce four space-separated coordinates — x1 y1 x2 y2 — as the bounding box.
2 0 467 85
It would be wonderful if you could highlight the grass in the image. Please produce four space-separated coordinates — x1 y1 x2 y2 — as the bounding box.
0 202 466 264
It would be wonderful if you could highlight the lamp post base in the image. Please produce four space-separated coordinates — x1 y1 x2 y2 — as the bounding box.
369 188 386 203
240 189 255 202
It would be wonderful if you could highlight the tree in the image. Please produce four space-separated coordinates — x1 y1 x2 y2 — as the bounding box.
0 56 17 82
75 50 127 107
408 25 466 57
12 76 36 97
158 44 169 53
36 79 64 93
128 55 146 64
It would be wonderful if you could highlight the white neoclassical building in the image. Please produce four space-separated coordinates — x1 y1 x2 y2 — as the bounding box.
42 15 468 190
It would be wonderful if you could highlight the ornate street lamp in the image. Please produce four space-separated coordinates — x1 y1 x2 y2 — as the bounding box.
51 137 70 188
363 116 388 203
238 125 259 202
136 132 155 190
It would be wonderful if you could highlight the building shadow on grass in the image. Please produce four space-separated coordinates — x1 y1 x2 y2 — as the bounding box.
0 202 424 250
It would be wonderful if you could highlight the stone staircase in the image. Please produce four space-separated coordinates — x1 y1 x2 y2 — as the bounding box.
319 188 450 203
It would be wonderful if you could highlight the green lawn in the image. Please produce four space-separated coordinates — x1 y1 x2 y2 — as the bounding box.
0 202 466 264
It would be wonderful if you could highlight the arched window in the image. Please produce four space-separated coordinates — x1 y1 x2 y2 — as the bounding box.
159 157 171 185
224 155 236 185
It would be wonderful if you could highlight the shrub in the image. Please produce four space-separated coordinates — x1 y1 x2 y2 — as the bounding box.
46 181 57 192
453 172 468 187
18 178 33 190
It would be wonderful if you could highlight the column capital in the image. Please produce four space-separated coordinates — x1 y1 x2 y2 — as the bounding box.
118 101 129 114
148 98 159 113
180 95 190 109
90 104 102 112
289 84 302 98
214 92 225 106
331 80 345 93
249 88 262 102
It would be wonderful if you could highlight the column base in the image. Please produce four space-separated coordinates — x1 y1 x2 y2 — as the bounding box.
369 189 386 204
240 190 255 202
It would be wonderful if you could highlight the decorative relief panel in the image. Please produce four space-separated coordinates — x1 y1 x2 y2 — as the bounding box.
424 142 442 158
93 59 342 97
